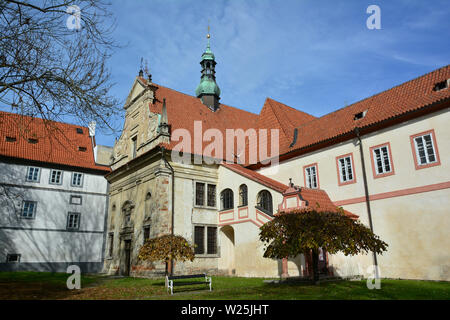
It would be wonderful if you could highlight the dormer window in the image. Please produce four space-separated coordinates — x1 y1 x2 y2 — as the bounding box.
28 138 38 144
433 79 449 92
354 110 367 120
5 136 16 142
78 146 87 152
76 128 83 134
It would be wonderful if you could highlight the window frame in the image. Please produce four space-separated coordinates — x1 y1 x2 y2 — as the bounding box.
193 224 218 257
67 212 81 230
69 195 82 205
239 184 248 207
143 225 151 244
194 181 216 209
220 188 234 211
26 166 41 183
335 153 357 186
71 172 84 187
256 190 273 216
6 253 21 263
131 135 137 159
49 169 63 185
410 129 441 170
21 200 37 219
303 163 319 189
369 142 395 179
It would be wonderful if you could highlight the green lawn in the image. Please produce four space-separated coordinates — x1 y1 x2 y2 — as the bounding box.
0 272 449 300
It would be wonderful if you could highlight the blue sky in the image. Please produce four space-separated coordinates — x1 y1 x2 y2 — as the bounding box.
97 0 450 146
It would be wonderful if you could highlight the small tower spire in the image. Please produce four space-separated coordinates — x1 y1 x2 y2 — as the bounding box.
195 21 221 111
138 57 144 77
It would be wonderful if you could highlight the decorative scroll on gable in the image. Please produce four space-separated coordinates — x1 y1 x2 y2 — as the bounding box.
277 182 307 213
111 77 162 170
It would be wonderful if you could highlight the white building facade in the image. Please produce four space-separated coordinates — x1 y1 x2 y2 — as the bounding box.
0 112 111 272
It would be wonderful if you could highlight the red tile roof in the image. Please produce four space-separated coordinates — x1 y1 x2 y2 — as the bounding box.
138 78 317 164
140 79 259 160
281 65 450 159
221 162 289 193
0 111 110 172
280 186 358 218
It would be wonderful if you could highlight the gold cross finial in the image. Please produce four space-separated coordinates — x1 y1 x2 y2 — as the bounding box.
207 20 211 39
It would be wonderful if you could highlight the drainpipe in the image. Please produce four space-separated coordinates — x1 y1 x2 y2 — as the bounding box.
354 127 379 277
161 147 175 275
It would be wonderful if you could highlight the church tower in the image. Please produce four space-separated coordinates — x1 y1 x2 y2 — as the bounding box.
195 27 221 111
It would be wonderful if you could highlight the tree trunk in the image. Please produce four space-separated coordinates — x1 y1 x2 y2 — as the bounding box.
168 259 174 276
311 249 320 284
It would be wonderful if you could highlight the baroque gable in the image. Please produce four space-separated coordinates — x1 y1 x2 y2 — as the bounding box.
111 77 169 170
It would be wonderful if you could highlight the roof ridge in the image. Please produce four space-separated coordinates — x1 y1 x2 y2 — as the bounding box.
0 110 89 130
221 162 289 192
266 97 316 118
139 77 259 117
265 98 293 138
296 64 450 129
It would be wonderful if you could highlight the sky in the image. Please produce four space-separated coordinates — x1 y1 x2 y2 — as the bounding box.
96 0 450 146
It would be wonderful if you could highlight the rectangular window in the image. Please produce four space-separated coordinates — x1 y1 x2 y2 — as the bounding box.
304 164 318 189
207 227 217 254
108 233 114 257
195 182 216 207
67 212 81 230
195 182 205 206
336 154 355 185
132 136 137 159
26 167 40 182
21 201 36 219
194 226 205 254
414 134 436 165
69 195 82 205
207 184 216 207
372 145 392 175
143 225 150 243
49 169 63 185
71 172 84 187
194 225 217 256
6 254 21 263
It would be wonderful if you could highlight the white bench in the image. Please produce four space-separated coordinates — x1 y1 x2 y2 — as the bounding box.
166 273 212 295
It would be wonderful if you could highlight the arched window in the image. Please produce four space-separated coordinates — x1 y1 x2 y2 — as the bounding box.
220 189 234 211
239 184 248 206
256 190 273 215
